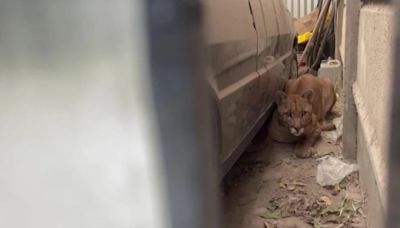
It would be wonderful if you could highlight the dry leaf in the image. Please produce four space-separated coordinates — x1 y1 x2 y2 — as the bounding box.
287 184 295 191
357 208 366 218
319 195 332 206
278 178 286 189
260 209 284 219
293 181 307 187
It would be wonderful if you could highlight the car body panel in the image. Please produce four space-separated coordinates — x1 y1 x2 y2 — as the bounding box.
203 0 296 175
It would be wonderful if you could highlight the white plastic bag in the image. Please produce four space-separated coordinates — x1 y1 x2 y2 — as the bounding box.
322 117 343 143
316 156 358 186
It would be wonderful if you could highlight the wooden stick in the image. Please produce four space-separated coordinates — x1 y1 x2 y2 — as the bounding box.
300 0 332 64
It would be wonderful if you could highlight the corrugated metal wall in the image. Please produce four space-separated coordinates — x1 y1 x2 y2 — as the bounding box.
284 0 319 18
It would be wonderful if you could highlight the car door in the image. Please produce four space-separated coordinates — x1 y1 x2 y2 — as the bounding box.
273 0 296 57
256 0 290 114
248 0 281 115
203 0 261 164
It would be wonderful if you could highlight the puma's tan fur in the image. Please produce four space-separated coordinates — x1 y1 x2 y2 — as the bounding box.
269 74 336 158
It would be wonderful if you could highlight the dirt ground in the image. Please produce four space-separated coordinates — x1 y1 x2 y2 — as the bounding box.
222 94 367 228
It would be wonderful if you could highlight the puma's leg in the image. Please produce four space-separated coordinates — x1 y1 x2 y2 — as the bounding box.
294 142 315 158
294 128 321 158
319 120 336 131
321 76 337 116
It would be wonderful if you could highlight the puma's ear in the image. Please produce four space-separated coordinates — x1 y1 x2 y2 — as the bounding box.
302 89 313 103
275 91 288 105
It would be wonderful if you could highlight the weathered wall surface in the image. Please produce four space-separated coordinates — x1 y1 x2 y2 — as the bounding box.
347 3 395 227
338 2 396 227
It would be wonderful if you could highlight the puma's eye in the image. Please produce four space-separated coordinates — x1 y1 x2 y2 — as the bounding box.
302 111 307 116
285 112 292 118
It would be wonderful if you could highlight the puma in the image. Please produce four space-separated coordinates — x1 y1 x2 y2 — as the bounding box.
268 74 336 158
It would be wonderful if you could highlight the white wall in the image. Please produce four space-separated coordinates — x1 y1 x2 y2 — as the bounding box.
355 3 395 220
336 1 395 226
284 0 319 18
336 2 396 227
0 1 169 228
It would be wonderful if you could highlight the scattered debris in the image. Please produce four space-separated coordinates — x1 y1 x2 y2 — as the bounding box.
293 181 307 187
287 184 296 191
319 196 332 206
330 184 341 196
263 221 272 228
320 197 363 220
261 193 364 227
279 179 307 191
261 209 288 219
313 148 336 158
313 150 335 158
316 156 358 186
279 178 286 189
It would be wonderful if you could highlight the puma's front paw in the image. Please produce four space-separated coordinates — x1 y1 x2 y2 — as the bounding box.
294 146 314 158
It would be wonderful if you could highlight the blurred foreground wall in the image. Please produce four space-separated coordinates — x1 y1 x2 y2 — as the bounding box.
0 1 169 227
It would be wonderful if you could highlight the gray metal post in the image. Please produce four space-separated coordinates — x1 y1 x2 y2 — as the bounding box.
387 1 400 226
146 1 219 228
342 0 361 160
0 1 172 227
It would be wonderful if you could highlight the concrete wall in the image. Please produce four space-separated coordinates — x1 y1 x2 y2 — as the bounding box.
339 1 396 227
355 3 395 210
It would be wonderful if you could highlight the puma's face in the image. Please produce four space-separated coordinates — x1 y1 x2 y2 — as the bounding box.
275 90 314 137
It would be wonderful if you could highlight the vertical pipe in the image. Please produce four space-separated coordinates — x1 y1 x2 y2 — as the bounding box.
342 0 360 161
388 2 400 226
146 1 219 228
300 0 331 63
